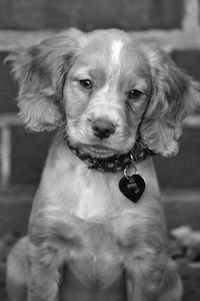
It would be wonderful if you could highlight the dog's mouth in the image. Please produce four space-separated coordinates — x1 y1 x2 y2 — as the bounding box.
80 144 117 158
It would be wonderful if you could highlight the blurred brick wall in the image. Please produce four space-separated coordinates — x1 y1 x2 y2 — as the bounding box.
0 0 184 30
0 0 200 190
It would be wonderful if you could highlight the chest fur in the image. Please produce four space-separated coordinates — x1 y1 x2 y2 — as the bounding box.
56 210 163 293
43 152 133 220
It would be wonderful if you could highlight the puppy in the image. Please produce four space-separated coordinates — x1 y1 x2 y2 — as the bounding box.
6 28 199 301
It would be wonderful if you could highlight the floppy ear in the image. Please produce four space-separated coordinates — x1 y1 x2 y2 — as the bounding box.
6 28 85 131
141 46 200 156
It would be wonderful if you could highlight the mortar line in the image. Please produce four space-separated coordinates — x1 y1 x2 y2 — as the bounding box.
182 0 200 31
0 125 11 187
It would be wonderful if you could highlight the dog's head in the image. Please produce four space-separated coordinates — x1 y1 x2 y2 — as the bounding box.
7 28 200 157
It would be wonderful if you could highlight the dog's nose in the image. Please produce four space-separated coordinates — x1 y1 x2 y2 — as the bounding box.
92 118 116 139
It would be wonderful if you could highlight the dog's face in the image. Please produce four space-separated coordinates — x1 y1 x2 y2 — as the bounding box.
8 29 200 157
64 32 152 155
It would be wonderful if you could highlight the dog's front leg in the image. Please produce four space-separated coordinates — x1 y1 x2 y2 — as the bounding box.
125 250 165 301
27 214 69 301
27 211 83 301
27 242 63 301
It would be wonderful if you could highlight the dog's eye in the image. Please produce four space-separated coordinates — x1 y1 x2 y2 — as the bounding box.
79 79 92 90
128 89 142 99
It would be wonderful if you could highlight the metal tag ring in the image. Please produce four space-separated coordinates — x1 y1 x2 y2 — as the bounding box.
123 164 138 179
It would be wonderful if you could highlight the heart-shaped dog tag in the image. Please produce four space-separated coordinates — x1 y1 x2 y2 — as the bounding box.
119 174 146 203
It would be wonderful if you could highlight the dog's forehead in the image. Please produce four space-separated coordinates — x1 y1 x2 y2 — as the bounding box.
82 31 150 75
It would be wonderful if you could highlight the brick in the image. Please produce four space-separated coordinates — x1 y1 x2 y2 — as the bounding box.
164 197 200 231
154 127 200 190
0 188 34 236
10 126 54 185
0 0 184 31
0 52 18 113
171 50 200 81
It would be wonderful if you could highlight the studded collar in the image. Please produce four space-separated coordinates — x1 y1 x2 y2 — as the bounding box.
65 136 155 173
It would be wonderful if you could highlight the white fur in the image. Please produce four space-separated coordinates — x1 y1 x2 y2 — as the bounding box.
110 40 124 67
42 144 159 221
43 146 128 220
